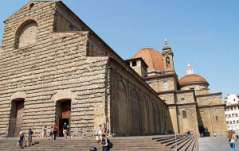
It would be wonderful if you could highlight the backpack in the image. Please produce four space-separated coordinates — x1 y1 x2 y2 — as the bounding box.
107 139 113 148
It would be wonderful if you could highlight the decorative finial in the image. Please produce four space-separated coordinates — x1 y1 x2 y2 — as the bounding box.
163 38 171 50
164 38 169 47
186 64 194 75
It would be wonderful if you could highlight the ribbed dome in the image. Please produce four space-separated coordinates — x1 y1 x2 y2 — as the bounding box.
133 48 164 72
179 74 209 87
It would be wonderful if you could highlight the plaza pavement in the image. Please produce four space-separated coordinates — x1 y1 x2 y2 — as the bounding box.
199 136 239 151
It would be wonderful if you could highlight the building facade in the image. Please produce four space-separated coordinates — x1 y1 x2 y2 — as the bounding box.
127 42 227 136
0 1 172 137
225 94 239 135
0 1 226 137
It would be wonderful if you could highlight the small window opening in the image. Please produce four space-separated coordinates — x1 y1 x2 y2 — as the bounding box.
132 61 137 66
29 3 34 10
166 56 170 66
182 110 187 119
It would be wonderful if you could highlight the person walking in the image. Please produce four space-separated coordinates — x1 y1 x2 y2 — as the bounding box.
229 132 237 151
19 130 25 149
42 126 47 138
103 123 109 136
67 124 70 138
49 125 53 140
101 134 112 151
52 123 58 140
63 122 68 140
28 128 33 147
96 124 103 143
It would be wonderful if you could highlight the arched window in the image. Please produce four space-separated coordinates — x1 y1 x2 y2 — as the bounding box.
166 56 170 66
15 20 38 48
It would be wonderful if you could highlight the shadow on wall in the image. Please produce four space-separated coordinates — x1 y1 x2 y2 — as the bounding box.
197 108 210 137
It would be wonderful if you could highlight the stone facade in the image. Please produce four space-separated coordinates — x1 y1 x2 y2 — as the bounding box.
0 0 226 138
0 1 173 137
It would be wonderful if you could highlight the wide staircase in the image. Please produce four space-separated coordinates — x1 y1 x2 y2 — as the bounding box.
0 134 198 151
153 133 199 151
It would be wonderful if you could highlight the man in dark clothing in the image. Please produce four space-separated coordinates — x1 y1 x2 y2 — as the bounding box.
28 128 33 146
53 123 58 140
101 134 111 151
19 130 25 149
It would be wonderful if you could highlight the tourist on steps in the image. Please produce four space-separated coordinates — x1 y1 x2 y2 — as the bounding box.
18 130 25 149
27 128 33 147
229 132 237 151
103 123 109 136
96 124 103 143
42 126 47 138
101 134 113 151
63 122 68 139
229 131 237 151
52 123 58 140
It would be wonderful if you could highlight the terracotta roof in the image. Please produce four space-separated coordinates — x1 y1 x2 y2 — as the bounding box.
133 48 164 72
179 74 209 87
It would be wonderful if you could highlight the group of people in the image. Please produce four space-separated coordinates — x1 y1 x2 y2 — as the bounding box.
41 123 58 140
94 124 112 151
228 131 238 151
18 123 112 150
18 128 33 149
41 122 70 140
18 122 70 149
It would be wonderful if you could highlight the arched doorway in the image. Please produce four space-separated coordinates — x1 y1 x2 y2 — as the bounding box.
8 99 25 137
55 99 71 137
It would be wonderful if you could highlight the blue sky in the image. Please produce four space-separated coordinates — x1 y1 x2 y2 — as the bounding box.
0 0 238 95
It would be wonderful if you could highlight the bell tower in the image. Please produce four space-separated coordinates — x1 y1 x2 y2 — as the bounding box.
162 39 175 72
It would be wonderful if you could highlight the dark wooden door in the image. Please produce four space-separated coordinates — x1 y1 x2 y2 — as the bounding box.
8 100 24 137
15 101 24 136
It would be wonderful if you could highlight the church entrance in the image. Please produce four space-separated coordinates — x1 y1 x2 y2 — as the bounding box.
56 100 71 137
8 99 24 137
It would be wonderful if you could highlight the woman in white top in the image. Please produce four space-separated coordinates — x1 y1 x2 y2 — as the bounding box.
229 132 237 151
96 124 103 143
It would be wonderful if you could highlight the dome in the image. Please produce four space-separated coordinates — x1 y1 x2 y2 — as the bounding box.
133 48 164 72
179 74 209 87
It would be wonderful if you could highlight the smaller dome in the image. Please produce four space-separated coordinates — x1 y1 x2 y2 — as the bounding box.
133 48 164 72
179 74 209 87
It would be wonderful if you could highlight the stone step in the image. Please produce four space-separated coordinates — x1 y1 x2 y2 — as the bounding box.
0 134 197 151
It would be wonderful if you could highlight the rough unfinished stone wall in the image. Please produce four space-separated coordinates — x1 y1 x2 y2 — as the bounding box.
2 2 56 49
109 60 173 136
0 1 176 138
0 30 109 137
0 1 111 137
